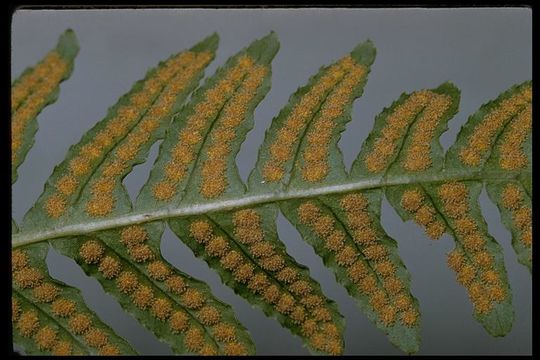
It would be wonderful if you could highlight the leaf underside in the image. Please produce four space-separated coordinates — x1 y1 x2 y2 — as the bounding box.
12 29 531 355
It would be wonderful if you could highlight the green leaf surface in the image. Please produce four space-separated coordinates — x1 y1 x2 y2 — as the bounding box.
351 82 460 178
445 81 531 173
13 292 88 355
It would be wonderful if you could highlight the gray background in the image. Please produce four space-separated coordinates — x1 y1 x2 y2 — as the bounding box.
12 8 531 355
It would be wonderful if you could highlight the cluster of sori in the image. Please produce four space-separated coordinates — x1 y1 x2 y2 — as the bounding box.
439 182 508 315
498 104 532 170
298 193 418 328
153 55 264 201
12 249 120 355
188 209 344 355
43 50 212 219
262 56 365 183
458 85 531 167
400 93 452 171
300 58 365 182
85 53 213 217
198 61 267 198
400 188 446 240
363 90 435 174
12 51 68 163
78 225 252 356
500 184 532 253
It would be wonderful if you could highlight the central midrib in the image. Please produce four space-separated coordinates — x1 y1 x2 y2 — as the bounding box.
11 168 524 248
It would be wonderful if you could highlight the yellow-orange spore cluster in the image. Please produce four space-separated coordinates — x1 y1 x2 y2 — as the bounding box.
300 58 366 183
262 56 359 183
363 90 433 173
438 182 508 314
79 239 122 282
400 189 446 240
40 51 211 219
15 308 40 338
199 61 268 198
459 85 532 167
153 55 256 202
12 52 65 109
85 51 213 217
12 249 120 355
402 93 452 171
498 104 532 170
12 52 68 163
189 214 344 355
338 194 418 327
13 250 46 291
12 297 21 322
500 183 532 249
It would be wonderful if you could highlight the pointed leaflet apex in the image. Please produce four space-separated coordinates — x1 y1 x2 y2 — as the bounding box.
350 39 377 67
56 28 80 61
190 32 220 53
245 31 280 64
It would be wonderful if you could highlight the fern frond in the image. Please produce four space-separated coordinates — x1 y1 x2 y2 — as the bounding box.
12 28 531 355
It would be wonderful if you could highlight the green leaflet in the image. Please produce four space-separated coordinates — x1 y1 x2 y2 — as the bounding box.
445 81 531 173
12 243 135 355
446 81 532 272
51 224 255 356
21 33 219 231
12 29 79 184
351 82 460 178
423 181 514 336
280 190 421 354
169 204 345 355
485 181 531 271
249 40 376 192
